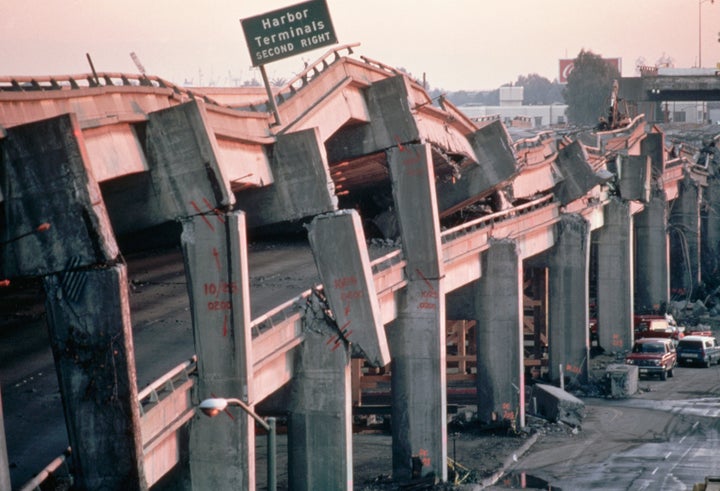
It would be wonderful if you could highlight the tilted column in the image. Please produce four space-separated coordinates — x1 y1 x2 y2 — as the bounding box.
1 114 145 490
475 240 524 428
182 211 254 491
670 176 702 298
386 143 447 482
44 265 147 490
293 209 390 490
596 198 634 352
635 190 669 313
548 214 590 385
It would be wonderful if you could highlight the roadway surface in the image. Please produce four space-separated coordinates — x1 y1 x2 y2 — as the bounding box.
490 361 720 490
0 238 322 489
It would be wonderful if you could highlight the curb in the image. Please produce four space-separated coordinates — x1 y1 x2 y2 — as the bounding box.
474 432 540 490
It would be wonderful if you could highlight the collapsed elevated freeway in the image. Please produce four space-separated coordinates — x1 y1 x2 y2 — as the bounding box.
1 45 718 490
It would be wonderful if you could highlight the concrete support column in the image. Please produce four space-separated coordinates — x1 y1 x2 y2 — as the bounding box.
0 388 11 491
386 143 447 482
181 211 254 491
548 214 590 385
288 317 352 491
702 178 720 282
670 177 702 298
475 240 524 428
596 198 634 352
635 191 669 313
43 265 147 490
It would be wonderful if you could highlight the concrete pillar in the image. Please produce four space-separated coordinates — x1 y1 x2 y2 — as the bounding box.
596 198 634 353
386 143 447 482
0 388 11 491
43 265 147 490
288 310 352 491
640 132 666 178
635 192 670 313
307 210 390 367
181 212 254 491
703 178 720 279
548 214 590 385
2 113 144 489
475 240 524 428
669 176 702 298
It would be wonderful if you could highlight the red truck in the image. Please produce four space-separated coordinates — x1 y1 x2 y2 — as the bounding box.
625 337 677 380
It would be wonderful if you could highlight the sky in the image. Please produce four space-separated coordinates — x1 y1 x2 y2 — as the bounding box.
1 0 719 92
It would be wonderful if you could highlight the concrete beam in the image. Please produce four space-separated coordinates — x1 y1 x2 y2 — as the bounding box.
595 198 634 353
43 265 147 490
617 154 651 202
102 100 234 236
181 211 254 491
436 120 518 216
235 127 338 228
553 141 602 206
307 210 390 367
324 75 420 162
386 143 447 482
0 113 118 277
530 384 585 427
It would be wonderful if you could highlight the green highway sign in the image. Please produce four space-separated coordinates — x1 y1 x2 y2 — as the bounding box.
241 0 338 67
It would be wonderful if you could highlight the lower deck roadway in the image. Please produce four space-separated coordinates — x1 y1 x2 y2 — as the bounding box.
0 237 405 488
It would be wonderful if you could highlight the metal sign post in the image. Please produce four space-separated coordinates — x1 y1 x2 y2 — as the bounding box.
241 0 338 126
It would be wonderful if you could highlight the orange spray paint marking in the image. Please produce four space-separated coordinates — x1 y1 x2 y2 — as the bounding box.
190 200 215 231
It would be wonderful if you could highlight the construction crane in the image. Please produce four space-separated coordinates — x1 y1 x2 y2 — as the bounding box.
597 80 631 131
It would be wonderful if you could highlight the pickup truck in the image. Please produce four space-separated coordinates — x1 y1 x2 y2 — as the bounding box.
625 337 677 380
676 335 720 367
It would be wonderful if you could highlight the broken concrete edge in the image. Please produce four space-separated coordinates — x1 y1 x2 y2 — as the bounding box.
474 433 540 490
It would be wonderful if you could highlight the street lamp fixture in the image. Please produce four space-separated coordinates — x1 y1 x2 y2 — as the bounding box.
198 397 277 491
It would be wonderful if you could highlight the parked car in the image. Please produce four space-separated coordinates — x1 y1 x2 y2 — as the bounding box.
676 335 720 367
634 314 685 342
625 337 677 380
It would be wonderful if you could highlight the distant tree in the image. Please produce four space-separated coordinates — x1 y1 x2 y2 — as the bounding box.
563 50 621 125
515 73 555 105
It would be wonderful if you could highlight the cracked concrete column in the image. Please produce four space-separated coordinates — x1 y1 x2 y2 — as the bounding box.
1 113 145 490
288 293 352 491
475 240 524 428
387 143 447 482
703 178 720 281
44 265 147 490
596 198 634 353
548 214 590 385
181 211 254 491
635 190 670 313
670 175 702 298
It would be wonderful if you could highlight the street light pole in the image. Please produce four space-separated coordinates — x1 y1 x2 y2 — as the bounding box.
198 397 277 491
699 0 715 68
